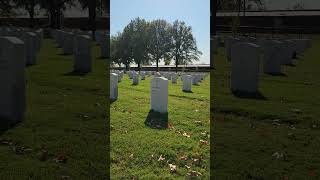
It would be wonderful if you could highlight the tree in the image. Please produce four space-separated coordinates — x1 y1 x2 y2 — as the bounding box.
148 19 172 71
170 20 202 72
110 32 134 70
110 33 123 67
39 0 75 29
292 1 305 10
78 0 105 40
217 0 265 11
122 18 150 71
0 0 15 17
211 0 218 35
13 0 41 28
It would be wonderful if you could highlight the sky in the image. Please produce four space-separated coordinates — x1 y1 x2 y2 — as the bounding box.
110 0 210 65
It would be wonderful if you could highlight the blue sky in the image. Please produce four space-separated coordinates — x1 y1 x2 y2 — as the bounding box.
111 0 210 65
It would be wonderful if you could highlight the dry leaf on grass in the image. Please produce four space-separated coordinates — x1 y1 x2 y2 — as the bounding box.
187 170 202 177
179 155 188 161
199 140 209 146
129 153 134 159
182 132 191 138
158 155 165 161
54 153 68 163
169 164 177 173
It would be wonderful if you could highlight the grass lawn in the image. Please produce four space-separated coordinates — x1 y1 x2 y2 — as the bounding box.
110 73 210 179
0 39 108 179
212 35 320 179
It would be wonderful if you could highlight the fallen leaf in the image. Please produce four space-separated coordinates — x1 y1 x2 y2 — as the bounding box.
54 153 68 163
129 154 134 159
199 140 209 146
182 132 191 138
185 165 191 169
188 170 202 177
158 155 165 161
169 164 177 173
179 155 188 161
60 175 71 180
272 152 284 159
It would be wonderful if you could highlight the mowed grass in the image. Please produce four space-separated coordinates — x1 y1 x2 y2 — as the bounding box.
212 35 320 179
110 73 210 179
0 39 107 179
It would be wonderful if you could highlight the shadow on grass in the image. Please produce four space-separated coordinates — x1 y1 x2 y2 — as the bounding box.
284 63 296 67
182 90 193 93
265 72 287 77
0 119 13 136
144 110 168 129
232 90 267 100
110 99 117 104
63 71 89 76
57 52 73 56
97 56 108 60
26 64 35 67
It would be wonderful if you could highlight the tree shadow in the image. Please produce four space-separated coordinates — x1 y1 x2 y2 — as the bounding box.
0 123 9 136
265 72 287 77
182 90 193 93
110 99 117 104
284 63 296 67
0 118 15 136
144 110 168 129
232 90 267 100
97 56 108 60
57 52 72 56
26 64 35 67
63 70 89 76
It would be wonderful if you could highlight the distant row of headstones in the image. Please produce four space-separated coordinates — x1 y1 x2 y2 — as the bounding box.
0 26 44 126
110 70 208 113
50 29 109 73
212 34 312 93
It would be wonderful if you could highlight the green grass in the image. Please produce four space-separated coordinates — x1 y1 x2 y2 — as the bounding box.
212 35 320 179
0 39 108 179
110 73 210 179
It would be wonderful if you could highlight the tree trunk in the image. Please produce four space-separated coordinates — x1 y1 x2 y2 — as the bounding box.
243 0 246 17
211 0 217 35
56 10 61 29
89 0 97 41
138 62 141 72
28 1 35 28
156 59 159 72
238 0 241 17
29 9 35 28
175 57 178 73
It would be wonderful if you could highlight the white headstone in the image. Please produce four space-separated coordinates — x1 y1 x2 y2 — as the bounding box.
141 72 146 80
74 35 92 73
0 36 26 124
171 73 177 84
182 75 192 92
260 40 283 74
150 77 168 113
231 42 261 93
132 72 139 85
23 32 37 65
63 32 74 55
110 73 118 100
